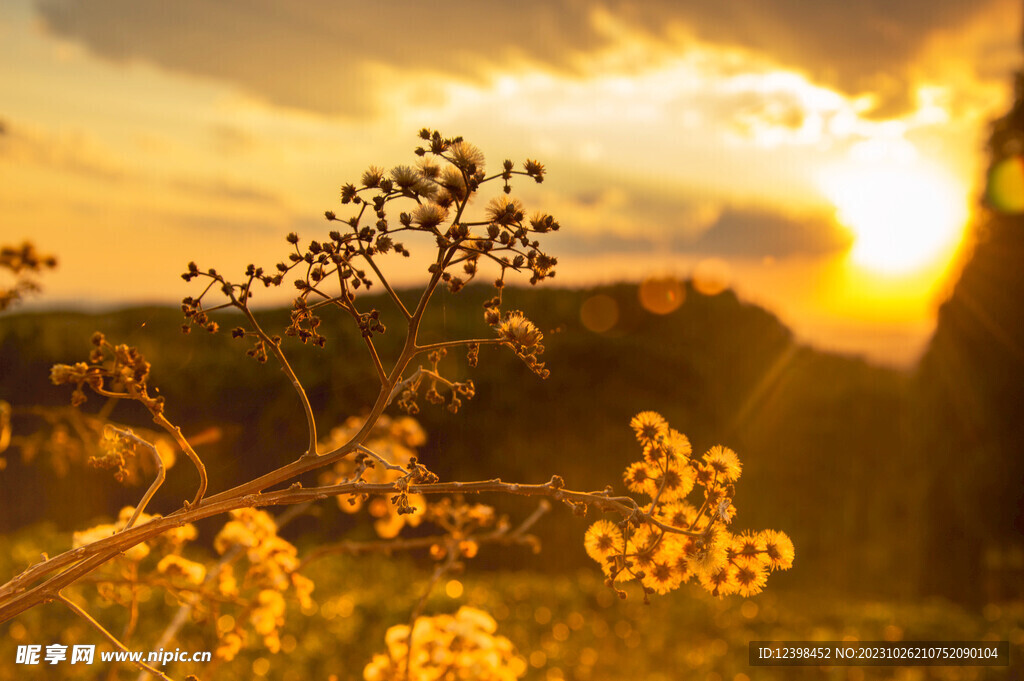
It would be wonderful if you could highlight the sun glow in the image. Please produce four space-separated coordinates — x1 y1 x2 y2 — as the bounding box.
820 162 969 275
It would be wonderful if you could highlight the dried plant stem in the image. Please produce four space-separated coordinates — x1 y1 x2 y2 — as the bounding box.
415 338 501 354
405 549 459 681
109 427 166 531
0 473 693 624
359 250 411 319
236 302 319 457
298 499 550 570
92 385 207 509
58 592 175 681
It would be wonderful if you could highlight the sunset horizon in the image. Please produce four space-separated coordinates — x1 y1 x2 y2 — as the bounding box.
4 0 1023 367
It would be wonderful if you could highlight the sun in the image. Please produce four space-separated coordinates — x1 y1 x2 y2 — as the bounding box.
820 162 969 275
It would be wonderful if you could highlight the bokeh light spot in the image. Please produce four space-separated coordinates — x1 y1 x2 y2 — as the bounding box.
883 624 903 641
580 293 619 332
639 277 685 314
987 156 1024 213
693 259 732 296
445 579 464 598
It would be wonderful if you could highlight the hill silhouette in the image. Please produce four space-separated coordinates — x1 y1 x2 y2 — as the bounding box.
908 73 1024 604
1 282 924 598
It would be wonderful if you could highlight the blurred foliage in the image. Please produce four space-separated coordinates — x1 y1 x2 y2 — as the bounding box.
0 523 1021 681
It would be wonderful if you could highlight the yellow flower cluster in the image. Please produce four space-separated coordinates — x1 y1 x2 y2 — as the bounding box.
156 554 207 586
72 506 196 563
320 415 427 538
585 412 794 599
422 496 499 561
363 607 527 681
212 508 313 658
72 506 199 609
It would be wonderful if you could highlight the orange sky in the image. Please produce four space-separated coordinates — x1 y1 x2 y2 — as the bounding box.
2 0 1022 366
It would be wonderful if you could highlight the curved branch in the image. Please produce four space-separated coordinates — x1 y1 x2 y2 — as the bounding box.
150 413 206 509
58 593 175 681
236 303 318 457
0 473 702 625
108 427 166 531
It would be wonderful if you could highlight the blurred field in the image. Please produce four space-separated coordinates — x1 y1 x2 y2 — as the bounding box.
2 523 1021 681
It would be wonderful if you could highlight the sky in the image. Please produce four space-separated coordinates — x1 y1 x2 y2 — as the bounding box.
1 0 1022 366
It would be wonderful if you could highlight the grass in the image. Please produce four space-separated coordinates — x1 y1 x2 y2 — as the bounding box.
1 524 1021 680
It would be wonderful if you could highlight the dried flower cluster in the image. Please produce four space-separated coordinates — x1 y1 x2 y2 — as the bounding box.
0 241 57 311
0 132 792 681
585 412 794 600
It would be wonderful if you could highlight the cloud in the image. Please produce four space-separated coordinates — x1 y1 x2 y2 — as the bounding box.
687 208 852 257
34 0 999 119
0 119 126 182
548 198 850 259
165 178 286 208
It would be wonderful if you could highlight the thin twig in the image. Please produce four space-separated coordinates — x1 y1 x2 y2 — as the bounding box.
91 386 208 509
298 499 550 571
405 549 459 681
360 250 412 319
108 427 166 531
414 338 502 354
356 444 407 473
58 592 175 681
236 302 318 457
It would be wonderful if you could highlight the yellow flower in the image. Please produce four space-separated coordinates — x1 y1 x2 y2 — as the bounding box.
456 606 498 634
630 411 668 445
731 531 768 569
653 531 686 564
699 564 739 597
160 522 197 546
649 462 697 502
670 547 694 584
623 460 657 497
584 520 623 563
217 565 239 597
367 608 524 681
760 529 795 571
688 527 729 580
361 165 384 188
641 559 684 595
704 445 742 482
214 508 276 554
215 632 243 661
156 555 207 586
665 429 693 460
73 507 158 561
291 573 315 610
250 589 285 636
656 502 698 530
626 524 660 575
734 563 769 597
